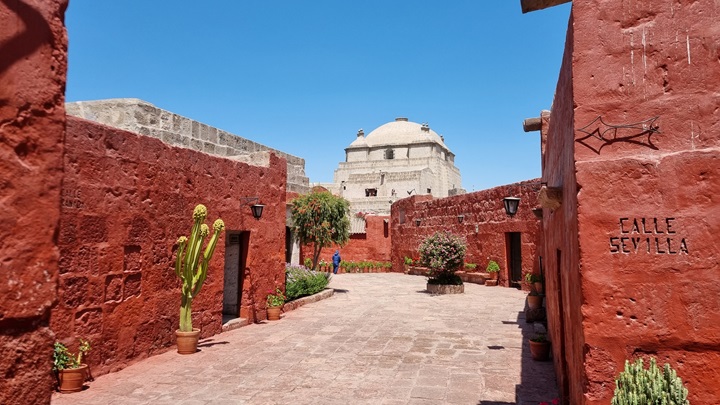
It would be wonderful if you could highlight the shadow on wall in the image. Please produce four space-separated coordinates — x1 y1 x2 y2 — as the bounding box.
0 0 51 74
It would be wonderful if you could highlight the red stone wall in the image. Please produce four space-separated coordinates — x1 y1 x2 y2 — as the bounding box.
541 15 583 405
544 2 720 403
0 1 68 403
306 215 392 266
52 117 287 377
391 182 542 287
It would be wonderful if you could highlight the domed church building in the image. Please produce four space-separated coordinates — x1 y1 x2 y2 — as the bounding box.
330 117 464 215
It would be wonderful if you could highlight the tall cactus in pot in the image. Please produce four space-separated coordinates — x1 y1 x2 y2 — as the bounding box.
174 204 225 332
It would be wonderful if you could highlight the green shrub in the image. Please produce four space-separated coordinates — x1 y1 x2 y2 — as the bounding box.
611 357 689 405
285 263 331 301
486 260 500 273
464 263 477 270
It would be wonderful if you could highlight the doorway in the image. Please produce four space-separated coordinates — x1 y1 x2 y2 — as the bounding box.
506 232 522 287
223 231 249 322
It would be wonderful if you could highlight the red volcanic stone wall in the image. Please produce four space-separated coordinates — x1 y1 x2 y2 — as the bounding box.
541 17 582 405
544 2 720 403
304 215 392 267
0 1 68 403
391 182 542 287
52 117 287 378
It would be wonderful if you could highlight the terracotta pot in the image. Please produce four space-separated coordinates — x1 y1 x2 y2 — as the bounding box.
485 279 498 286
267 306 282 321
489 271 498 280
533 282 544 294
527 294 543 310
529 340 551 361
176 328 201 354
57 364 88 393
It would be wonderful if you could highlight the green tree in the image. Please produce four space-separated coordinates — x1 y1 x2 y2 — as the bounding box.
290 190 350 270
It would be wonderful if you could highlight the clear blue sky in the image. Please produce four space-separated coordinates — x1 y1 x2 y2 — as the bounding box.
65 1 571 192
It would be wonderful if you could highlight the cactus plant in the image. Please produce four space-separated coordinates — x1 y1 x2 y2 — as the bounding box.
611 357 689 405
174 204 224 332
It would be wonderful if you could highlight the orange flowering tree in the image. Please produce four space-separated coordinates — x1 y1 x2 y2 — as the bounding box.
290 190 350 270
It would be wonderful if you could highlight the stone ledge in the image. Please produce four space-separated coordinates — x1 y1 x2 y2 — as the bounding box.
281 288 335 313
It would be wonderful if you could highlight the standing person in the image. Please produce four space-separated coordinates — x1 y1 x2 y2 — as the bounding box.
332 250 341 274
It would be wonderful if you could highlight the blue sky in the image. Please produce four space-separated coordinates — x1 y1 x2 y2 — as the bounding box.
65 1 571 192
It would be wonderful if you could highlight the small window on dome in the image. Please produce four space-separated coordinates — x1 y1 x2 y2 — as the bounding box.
365 188 377 197
384 148 394 160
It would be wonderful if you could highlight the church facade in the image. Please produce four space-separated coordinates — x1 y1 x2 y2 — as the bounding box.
326 118 464 215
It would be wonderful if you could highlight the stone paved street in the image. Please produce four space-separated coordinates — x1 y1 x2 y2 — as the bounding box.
52 273 558 405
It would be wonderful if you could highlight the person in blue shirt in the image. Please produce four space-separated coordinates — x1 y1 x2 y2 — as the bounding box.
332 250 341 274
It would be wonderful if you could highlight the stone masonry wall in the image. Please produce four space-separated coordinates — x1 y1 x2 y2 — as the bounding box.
544 2 720 403
66 98 309 194
0 1 68 403
391 181 542 288
52 117 288 378
303 215 392 267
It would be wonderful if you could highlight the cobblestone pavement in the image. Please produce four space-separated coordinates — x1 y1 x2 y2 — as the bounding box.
52 273 558 405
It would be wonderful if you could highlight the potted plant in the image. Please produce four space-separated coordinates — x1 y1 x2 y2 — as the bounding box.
525 273 544 309
419 231 467 294
266 286 286 321
529 333 550 361
173 204 224 354
526 272 544 294
485 260 500 286
53 339 91 393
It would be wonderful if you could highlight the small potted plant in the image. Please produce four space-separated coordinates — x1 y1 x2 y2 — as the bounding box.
525 273 544 309
485 260 500 286
173 204 224 354
529 333 550 361
266 286 285 321
53 339 91 393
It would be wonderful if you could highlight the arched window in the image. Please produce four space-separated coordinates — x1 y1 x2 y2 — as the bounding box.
384 148 394 159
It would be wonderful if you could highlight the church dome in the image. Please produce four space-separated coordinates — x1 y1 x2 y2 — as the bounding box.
361 118 449 150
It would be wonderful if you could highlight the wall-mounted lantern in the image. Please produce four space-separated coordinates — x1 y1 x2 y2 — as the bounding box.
242 197 264 220
457 214 465 223
415 218 421 226
503 197 521 216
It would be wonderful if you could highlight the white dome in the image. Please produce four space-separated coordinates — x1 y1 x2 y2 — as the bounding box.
359 118 449 150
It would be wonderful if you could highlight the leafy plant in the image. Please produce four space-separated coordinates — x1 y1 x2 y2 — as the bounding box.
303 257 313 268
174 204 224 332
530 334 548 343
426 272 463 285
418 231 467 284
486 260 500 273
404 256 414 265
525 273 543 283
285 263 331 300
266 287 286 308
611 357 689 405
53 339 91 371
464 263 478 270
290 191 350 270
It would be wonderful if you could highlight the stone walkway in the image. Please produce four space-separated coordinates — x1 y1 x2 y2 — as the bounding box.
52 273 558 405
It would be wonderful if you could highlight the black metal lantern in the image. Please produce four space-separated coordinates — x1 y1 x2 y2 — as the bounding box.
503 197 521 216
250 204 264 220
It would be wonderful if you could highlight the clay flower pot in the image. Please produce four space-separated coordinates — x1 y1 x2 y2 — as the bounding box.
529 339 551 361
176 328 201 354
527 294 543 310
57 364 88 393
267 306 282 321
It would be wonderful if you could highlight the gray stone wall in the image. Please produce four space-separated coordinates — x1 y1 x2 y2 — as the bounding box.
66 98 309 194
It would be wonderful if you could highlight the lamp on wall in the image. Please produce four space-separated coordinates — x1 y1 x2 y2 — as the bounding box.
457 214 465 223
242 197 264 220
415 218 422 226
503 197 521 216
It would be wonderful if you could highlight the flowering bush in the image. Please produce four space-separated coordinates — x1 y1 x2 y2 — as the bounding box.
285 263 331 300
419 231 466 285
266 287 285 308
